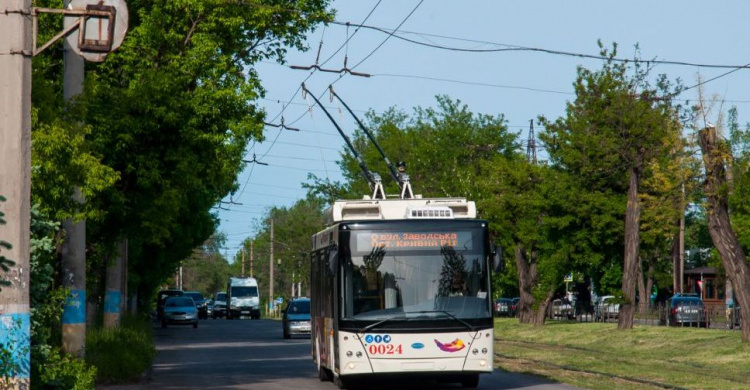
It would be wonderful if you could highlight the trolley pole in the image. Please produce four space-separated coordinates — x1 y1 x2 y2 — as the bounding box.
0 0 33 385
60 0 87 353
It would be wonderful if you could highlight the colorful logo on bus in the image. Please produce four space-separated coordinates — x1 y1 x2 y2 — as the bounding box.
434 338 465 352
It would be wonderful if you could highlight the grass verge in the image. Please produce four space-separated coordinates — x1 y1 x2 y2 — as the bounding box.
86 314 156 385
494 318 749 390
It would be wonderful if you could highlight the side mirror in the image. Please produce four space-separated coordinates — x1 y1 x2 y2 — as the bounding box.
327 245 339 276
492 244 505 273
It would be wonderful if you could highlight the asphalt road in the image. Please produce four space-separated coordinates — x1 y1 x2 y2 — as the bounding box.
99 318 576 390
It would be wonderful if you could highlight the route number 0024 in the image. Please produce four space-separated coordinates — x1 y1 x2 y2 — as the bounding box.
368 344 403 355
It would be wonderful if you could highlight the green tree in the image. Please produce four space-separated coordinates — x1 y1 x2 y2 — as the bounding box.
539 43 684 329
77 0 332 309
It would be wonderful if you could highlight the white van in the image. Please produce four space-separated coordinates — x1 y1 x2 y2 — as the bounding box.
227 277 261 319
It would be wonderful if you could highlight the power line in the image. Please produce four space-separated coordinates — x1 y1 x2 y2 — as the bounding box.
349 0 425 71
332 20 750 71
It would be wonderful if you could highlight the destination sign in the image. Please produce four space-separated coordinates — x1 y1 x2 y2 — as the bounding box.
356 231 474 252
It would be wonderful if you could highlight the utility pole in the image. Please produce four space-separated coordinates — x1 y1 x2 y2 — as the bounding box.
526 119 537 164
103 239 125 328
60 0 87 355
250 240 254 278
270 219 274 314
679 182 685 293
0 0 32 385
241 247 245 277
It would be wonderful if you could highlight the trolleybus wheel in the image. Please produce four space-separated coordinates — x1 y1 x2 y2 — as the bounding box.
318 366 332 382
333 374 348 389
461 373 479 389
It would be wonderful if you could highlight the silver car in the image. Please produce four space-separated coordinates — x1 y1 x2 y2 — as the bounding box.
161 296 198 328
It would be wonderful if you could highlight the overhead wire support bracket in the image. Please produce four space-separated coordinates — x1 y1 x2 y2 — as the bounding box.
264 116 300 131
289 64 371 78
301 83 385 200
328 86 414 199
242 154 269 166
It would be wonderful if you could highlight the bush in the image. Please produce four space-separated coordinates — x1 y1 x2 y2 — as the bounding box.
86 314 155 384
31 346 96 390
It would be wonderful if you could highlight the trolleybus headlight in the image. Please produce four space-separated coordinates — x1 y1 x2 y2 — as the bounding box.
479 360 487 367
356 351 363 358
347 363 356 370
482 348 488 354
346 351 353 357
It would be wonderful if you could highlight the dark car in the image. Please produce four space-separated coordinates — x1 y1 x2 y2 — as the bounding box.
510 297 520 316
282 298 311 339
665 296 708 327
494 298 513 317
184 291 208 319
212 292 227 319
161 296 198 328
156 289 184 321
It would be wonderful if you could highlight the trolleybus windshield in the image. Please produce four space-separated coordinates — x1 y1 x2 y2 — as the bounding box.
341 227 490 322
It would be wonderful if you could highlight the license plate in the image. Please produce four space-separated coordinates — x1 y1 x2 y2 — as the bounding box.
241 311 250 314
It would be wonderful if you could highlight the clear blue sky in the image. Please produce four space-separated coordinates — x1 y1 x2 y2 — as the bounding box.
217 0 750 262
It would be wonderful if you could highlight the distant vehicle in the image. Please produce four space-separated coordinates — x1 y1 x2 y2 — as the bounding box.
494 298 513 317
184 291 208 319
282 297 311 339
510 297 520 316
550 298 573 320
594 295 620 322
156 289 184 321
665 296 708 328
206 299 214 316
212 292 227 319
227 277 260 319
161 296 198 328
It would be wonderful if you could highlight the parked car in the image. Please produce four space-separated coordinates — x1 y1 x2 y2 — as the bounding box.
665 296 708 328
212 292 227 319
550 298 573 320
156 289 184 321
161 296 198 328
594 295 620 322
282 297 311 339
184 291 208 319
494 298 514 317
510 297 520 316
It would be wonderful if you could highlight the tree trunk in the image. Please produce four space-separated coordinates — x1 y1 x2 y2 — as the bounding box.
532 289 555 326
637 258 648 314
699 127 750 342
645 263 654 311
515 244 537 324
619 164 642 330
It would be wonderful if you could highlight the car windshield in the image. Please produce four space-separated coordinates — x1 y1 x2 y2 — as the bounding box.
231 286 258 298
342 228 490 321
167 298 193 307
288 300 310 314
186 293 203 302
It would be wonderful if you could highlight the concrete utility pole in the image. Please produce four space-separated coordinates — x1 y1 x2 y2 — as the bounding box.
241 247 245 277
103 239 125 328
270 219 274 313
0 0 32 385
60 0 87 356
250 240 254 278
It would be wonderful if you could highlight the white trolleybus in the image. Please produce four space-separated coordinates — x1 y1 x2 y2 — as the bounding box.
311 198 502 389
303 84 502 389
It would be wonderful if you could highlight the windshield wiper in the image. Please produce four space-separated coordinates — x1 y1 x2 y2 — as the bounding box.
408 310 475 332
361 316 407 333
